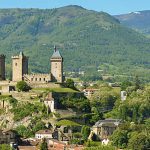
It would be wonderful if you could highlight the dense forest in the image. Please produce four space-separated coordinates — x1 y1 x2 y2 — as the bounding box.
0 6 150 80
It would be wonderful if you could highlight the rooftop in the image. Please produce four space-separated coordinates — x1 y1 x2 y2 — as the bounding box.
94 119 121 127
51 46 62 59
35 130 53 134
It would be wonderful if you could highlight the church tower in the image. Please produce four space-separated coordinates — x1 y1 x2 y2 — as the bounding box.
0 54 5 80
50 46 63 83
12 52 28 82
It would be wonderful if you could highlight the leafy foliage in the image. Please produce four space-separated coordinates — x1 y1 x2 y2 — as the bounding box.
128 133 150 150
40 138 48 150
16 81 31 92
81 125 91 141
15 120 47 138
11 102 46 121
65 78 76 89
119 88 150 123
60 97 91 113
0 144 12 150
111 129 128 148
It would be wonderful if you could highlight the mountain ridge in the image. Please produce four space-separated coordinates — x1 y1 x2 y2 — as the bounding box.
0 6 150 79
115 10 150 35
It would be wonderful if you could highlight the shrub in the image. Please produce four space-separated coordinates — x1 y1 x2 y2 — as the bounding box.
16 81 31 92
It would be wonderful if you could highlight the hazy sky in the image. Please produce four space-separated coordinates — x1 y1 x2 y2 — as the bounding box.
0 0 149 15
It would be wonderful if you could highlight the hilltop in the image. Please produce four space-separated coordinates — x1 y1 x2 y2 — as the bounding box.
0 6 150 80
115 10 150 36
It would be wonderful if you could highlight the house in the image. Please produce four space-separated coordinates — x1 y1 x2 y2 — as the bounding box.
48 139 67 150
121 91 127 101
92 119 121 139
102 138 110 145
83 89 98 98
0 129 16 144
35 130 53 139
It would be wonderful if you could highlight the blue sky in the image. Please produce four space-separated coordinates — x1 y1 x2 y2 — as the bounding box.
0 0 149 15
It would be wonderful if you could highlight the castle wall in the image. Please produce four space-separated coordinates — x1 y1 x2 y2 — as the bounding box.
24 73 51 83
51 58 63 83
0 55 5 80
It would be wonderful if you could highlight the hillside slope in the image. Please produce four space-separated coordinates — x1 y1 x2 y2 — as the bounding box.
115 10 150 35
0 6 150 78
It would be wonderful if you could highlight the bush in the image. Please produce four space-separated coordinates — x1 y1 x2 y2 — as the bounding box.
16 81 31 92
0 144 12 150
66 78 76 89
128 133 150 150
111 129 128 149
15 125 33 138
40 138 48 150
81 125 91 141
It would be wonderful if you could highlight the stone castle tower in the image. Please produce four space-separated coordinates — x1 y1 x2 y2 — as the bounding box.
0 55 5 80
50 46 63 83
12 52 28 82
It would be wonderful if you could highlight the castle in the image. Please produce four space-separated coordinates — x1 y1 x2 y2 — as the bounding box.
0 46 64 84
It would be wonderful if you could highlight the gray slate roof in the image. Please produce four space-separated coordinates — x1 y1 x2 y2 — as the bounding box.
94 119 121 127
51 50 62 59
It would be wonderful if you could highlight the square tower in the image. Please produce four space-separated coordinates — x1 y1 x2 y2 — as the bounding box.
50 47 63 83
12 52 28 82
0 55 5 80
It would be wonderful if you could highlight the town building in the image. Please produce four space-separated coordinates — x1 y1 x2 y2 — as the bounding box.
121 91 127 101
92 119 121 139
35 130 53 139
83 89 98 98
0 129 16 144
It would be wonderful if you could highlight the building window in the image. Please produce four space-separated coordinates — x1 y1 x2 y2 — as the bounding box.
31 78 33 81
43 78 45 81
15 63 17 66
39 78 41 81
35 78 37 81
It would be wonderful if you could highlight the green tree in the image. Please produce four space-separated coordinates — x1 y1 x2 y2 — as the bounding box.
111 129 128 149
128 133 150 150
90 107 103 124
32 121 46 133
40 138 48 150
121 80 132 90
135 75 143 90
81 125 91 141
16 81 31 92
66 78 76 89
15 125 33 138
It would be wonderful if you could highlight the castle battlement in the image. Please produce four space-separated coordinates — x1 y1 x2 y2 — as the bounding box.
0 54 6 58
24 73 51 83
24 73 50 77
11 56 20 59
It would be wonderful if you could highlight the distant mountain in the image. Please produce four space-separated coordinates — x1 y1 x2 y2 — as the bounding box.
0 6 150 79
115 10 150 35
